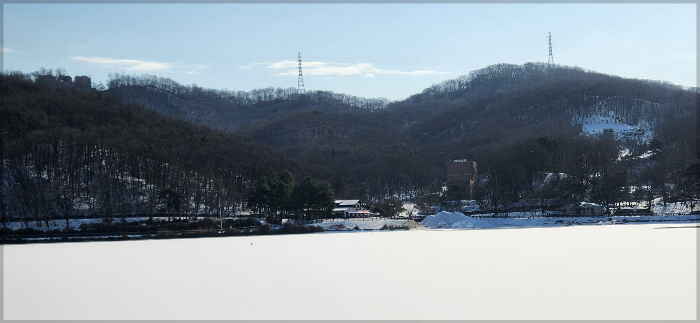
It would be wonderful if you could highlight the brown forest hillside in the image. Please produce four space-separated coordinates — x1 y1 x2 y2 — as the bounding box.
0 73 299 227
1 63 698 224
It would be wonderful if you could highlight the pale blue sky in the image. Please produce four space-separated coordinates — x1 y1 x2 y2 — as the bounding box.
3 3 696 100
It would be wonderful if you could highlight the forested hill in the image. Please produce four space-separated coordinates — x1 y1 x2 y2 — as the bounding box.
104 63 696 142
398 64 697 157
100 63 697 203
389 62 696 123
3 63 698 218
104 73 389 132
0 73 301 223
240 63 697 202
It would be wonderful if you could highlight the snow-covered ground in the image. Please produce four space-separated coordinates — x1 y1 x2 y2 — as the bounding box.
311 218 416 231
3 223 696 320
579 115 653 143
2 216 213 231
396 202 418 217
3 202 697 233
650 199 697 215
419 211 699 229
3 217 144 231
581 115 640 134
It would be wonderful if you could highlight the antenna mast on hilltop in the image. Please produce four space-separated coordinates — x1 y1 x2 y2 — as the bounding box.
547 32 554 67
298 52 305 93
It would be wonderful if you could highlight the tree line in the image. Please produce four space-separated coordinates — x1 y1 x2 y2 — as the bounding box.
105 72 389 132
89 64 698 207
0 72 305 228
470 117 698 214
248 170 335 221
2 62 698 225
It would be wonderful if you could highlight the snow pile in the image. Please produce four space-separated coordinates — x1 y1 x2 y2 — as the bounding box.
420 211 487 229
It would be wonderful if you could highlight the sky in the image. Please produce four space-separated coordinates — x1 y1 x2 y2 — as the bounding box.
2 3 697 101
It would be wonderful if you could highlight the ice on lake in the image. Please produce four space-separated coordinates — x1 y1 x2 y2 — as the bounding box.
3 223 697 320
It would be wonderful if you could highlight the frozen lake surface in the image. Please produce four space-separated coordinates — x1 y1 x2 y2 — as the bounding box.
3 223 697 320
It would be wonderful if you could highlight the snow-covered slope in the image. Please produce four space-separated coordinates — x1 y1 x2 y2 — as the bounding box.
579 115 653 144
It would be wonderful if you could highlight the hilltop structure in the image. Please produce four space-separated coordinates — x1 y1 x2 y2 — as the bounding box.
74 76 91 88
36 75 91 89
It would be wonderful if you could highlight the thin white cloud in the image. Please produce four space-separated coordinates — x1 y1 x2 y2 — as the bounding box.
1 46 15 53
268 60 330 69
268 60 439 77
70 56 171 72
71 56 208 75
241 62 272 70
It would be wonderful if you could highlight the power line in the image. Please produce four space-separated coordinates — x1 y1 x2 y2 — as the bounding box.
298 52 305 93
548 32 554 67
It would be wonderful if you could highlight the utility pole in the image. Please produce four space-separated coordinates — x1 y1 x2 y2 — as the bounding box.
0 129 5 228
298 52 305 94
547 32 554 67
219 176 223 230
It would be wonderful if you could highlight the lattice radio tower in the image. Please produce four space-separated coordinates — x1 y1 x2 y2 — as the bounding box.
547 32 554 67
298 52 305 93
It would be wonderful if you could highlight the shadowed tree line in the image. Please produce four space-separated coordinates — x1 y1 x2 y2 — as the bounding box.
240 63 697 206
0 72 303 228
104 72 389 132
248 170 335 221
2 62 698 226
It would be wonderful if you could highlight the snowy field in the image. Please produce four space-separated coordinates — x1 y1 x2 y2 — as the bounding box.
579 115 653 143
581 115 642 134
3 223 697 320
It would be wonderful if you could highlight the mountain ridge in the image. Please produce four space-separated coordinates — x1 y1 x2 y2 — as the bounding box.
2 63 697 222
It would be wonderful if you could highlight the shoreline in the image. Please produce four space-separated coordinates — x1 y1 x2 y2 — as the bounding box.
2 213 698 244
